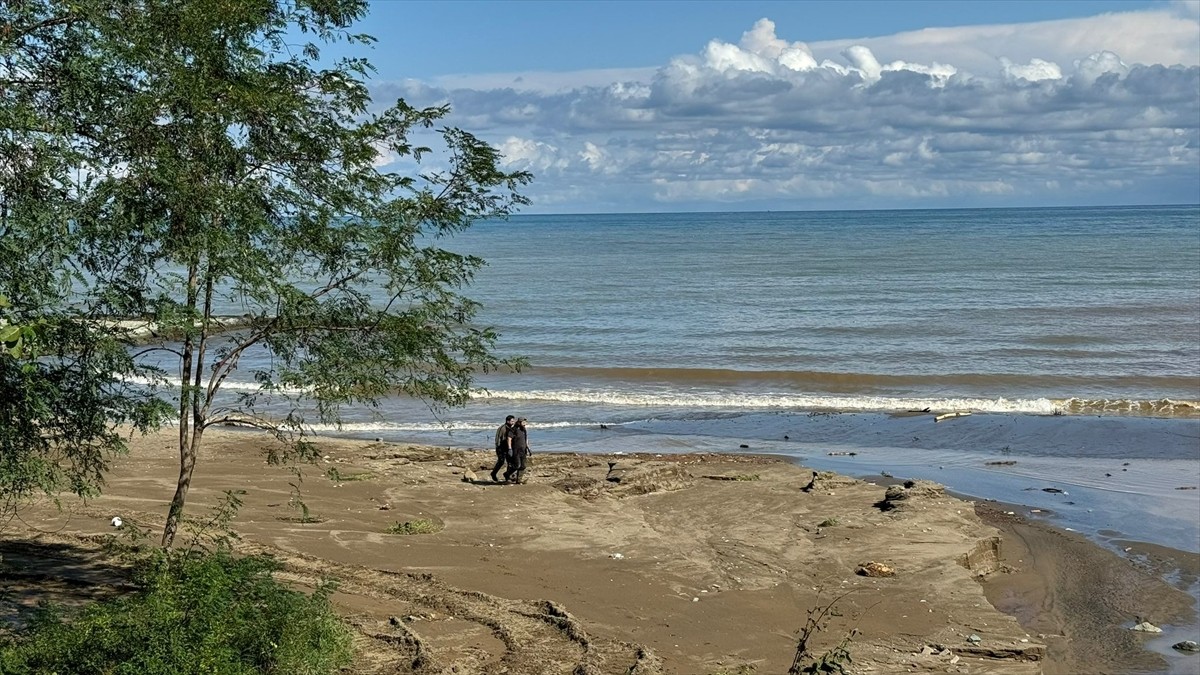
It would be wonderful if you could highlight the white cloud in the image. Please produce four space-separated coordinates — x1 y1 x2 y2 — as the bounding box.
1073 51 1129 85
497 137 569 173
372 8 1200 211
1001 58 1062 82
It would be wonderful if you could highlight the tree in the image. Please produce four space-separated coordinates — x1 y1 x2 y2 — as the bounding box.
1 0 530 545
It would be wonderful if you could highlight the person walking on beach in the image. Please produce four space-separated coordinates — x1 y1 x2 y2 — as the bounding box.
503 417 531 484
491 415 516 483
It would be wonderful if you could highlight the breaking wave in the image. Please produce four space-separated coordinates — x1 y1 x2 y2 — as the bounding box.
473 389 1200 418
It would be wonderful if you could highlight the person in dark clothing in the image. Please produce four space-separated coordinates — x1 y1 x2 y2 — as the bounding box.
503 417 531 483
491 415 516 483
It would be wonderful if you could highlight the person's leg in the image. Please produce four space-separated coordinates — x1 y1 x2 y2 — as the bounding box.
502 452 517 482
490 450 505 482
514 452 528 483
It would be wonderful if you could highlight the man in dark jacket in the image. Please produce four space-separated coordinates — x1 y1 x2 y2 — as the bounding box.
503 417 531 483
491 415 515 483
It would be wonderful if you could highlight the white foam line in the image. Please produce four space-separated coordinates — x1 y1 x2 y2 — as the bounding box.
474 389 1061 414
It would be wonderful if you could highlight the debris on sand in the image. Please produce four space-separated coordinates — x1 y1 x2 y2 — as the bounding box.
856 561 895 577
875 480 945 511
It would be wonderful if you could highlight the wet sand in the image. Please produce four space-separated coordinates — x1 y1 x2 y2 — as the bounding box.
976 504 1198 675
2 427 1195 674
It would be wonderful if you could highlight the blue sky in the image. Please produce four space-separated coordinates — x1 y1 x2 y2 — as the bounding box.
344 0 1200 213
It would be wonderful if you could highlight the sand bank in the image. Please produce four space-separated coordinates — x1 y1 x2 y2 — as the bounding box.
2 428 1195 674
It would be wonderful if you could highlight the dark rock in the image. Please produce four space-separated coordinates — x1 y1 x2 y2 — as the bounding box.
1172 640 1199 652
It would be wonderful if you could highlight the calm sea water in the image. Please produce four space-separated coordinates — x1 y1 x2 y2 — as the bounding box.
454 204 1200 417
170 205 1200 553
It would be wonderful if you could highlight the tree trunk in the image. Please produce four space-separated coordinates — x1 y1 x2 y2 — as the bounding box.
162 256 199 547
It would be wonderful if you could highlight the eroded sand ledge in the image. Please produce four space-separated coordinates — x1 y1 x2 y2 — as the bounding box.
4 428 1194 674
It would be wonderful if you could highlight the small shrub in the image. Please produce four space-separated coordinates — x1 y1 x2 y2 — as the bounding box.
326 467 375 482
0 548 353 674
387 519 442 535
817 518 839 528
733 474 760 481
788 592 860 675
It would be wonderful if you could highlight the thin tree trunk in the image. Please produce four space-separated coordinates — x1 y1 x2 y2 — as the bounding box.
162 257 199 547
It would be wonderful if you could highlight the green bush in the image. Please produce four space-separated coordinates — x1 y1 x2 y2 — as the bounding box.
0 548 353 675
386 518 442 535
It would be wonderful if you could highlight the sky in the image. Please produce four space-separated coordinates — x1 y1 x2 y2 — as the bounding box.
342 0 1200 213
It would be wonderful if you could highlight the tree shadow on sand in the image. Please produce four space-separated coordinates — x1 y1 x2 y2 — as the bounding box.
0 538 135 631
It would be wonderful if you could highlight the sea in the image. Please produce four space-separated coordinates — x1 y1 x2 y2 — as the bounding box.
143 204 1200 664
180 205 1200 556
197 205 1200 541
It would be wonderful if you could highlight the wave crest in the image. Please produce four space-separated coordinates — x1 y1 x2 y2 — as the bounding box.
474 389 1200 417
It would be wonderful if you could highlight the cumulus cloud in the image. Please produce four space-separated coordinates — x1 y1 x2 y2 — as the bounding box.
371 9 1200 211
1001 58 1062 82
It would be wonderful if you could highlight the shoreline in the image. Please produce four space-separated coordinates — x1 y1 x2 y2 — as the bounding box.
974 502 1199 675
2 428 1197 672
319 409 1200 554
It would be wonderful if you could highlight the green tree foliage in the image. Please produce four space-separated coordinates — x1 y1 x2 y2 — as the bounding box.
1 0 531 544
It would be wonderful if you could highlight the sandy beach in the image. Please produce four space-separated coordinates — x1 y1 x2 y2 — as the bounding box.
3 427 1196 674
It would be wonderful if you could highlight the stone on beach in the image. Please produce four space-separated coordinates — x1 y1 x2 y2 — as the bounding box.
856 561 895 577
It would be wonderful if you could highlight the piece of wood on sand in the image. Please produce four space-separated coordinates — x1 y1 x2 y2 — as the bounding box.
934 411 972 422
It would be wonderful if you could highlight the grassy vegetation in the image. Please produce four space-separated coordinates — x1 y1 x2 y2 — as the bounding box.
733 473 760 481
0 491 352 674
325 467 376 482
788 592 859 675
0 548 353 674
275 514 326 524
386 519 443 535
817 518 839 528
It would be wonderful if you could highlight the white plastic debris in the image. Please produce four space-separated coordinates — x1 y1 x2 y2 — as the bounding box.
610 552 624 559
111 516 123 528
